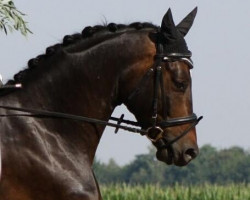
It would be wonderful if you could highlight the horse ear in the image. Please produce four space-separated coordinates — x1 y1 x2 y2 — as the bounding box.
176 7 198 37
161 8 179 41
161 8 175 29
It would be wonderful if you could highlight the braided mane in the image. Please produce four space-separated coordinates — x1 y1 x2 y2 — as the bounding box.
7 22 158 85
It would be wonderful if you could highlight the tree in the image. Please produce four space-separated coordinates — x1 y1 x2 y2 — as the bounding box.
122 146 166 184
93 144 250 185
0 0 31 35
93 158 123 184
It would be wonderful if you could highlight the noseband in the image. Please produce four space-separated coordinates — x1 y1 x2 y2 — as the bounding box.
0 43 202 148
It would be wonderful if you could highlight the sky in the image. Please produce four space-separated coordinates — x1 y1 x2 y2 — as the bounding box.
1 0 250 165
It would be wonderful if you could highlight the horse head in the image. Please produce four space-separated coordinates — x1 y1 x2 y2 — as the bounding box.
120 8 200 166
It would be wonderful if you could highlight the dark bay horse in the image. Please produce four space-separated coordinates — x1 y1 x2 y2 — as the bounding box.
0 8 201 200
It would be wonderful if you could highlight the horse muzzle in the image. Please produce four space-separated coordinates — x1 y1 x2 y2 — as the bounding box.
155 137 199 166
146 114 202 166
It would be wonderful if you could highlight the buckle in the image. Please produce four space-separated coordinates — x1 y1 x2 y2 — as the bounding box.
146 126 164 142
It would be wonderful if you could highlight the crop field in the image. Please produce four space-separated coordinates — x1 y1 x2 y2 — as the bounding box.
100 183 250 200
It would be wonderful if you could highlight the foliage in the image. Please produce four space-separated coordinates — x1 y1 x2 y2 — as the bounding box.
100 183 250 200
94 158 123 184
0 0 31 35
93 144 250 185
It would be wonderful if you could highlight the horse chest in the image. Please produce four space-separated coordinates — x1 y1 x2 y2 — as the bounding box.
0 152 99 200
0 120 99 199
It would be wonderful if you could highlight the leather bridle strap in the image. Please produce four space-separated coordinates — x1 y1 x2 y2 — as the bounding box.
152 66 162 127
158 114 199 128
159 65 167 120
0 105 202 143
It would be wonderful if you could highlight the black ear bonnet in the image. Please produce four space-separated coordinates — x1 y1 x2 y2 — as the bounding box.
158 7 197 56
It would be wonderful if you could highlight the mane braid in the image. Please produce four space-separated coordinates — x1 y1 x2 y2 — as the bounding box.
6 22 158 85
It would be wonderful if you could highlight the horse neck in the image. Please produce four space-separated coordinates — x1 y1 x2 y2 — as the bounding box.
14 50 119 115
2 29 155 163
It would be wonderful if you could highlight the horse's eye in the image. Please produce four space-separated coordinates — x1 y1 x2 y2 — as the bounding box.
174 80 188 92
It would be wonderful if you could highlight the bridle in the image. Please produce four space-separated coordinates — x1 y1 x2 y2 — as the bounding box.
125 43 203 145
0 43 202 148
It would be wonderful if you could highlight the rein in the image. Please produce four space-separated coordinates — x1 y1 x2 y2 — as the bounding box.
0 105 202 147
0 44 203 146
0 105 148 134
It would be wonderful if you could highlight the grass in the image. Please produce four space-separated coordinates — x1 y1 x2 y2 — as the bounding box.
100 183 250 200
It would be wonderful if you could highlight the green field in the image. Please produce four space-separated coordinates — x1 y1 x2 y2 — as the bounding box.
100 183 250 200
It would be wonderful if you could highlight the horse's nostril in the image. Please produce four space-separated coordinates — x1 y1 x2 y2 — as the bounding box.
184 148 198 162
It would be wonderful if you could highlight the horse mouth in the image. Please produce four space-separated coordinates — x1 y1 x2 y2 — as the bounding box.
156 146 175 165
